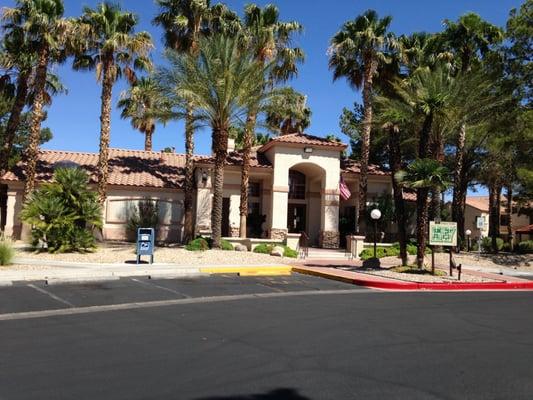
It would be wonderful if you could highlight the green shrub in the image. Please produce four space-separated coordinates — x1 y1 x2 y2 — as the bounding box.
253 243 275 254
517 240 533 254
186 238 209 251
0 241 14 266
283 246 298 258
20 167 102 253
221 239 234 251
127 199 159 240
360 246 400 260
481 237 504 252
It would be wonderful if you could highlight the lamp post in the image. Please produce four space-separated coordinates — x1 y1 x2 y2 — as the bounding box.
465 229 472 252
370 209 382 259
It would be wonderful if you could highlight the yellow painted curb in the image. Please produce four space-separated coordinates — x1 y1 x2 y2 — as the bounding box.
200 266 292 276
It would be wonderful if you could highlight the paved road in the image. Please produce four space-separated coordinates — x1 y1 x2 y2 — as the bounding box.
0 274 532 400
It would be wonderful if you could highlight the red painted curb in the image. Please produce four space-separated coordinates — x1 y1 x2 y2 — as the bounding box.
292 267 533 291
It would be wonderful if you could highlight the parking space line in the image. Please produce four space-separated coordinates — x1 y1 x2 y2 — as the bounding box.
27 284 75 308
255 283 284 293
129 278 192 298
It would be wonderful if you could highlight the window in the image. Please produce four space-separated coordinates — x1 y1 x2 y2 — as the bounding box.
248 182 261 198
500 214 509 227
289 171 306 199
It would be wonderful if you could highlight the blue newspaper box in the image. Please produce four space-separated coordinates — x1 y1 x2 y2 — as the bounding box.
136 228 155 264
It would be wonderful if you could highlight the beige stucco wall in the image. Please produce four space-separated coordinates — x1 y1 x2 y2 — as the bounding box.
465 204 531 240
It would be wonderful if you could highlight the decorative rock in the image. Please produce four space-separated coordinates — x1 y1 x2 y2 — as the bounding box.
234 244 248 252
270 246 284 257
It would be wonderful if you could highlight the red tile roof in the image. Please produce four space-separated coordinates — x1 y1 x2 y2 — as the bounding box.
465 196 490 212
2 149 187 189
197 150 272 169
402 190 417 202
515 224 533 234
341 159 388 176
258 132 347 152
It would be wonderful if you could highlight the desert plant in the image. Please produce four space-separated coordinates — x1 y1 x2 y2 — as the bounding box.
481 237 504 252
20 167 102 253
253 243 275 254
221 239 234 251
126 199 159 240
283 246 298 258
0 240 15 265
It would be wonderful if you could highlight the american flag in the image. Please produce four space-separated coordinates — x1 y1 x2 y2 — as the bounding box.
339 177 351 200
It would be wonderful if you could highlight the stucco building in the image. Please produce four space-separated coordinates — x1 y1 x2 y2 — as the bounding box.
1 133 394 249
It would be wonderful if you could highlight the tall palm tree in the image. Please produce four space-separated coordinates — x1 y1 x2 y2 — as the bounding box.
153 0 238 244
159 35 271 248
118 77 164 151
2 0 71 199
396 159 450 268
442 13 503 245
74 2 152 205
238 4 304 238
329 9 396 233
265 87 311 135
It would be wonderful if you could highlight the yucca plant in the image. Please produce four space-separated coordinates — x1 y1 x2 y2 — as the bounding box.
20 167 102 253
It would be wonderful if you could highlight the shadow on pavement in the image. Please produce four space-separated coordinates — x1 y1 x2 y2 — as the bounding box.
194 388 311 400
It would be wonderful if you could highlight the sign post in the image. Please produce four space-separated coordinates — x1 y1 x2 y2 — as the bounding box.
429 221 458 276
475 216 485 260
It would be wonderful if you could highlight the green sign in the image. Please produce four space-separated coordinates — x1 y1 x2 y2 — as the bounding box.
429 221 457 247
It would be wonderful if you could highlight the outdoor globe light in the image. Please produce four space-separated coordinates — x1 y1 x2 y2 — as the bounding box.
465 229 472 236
370 208 381 258
465 229 472 252
370 209 382 220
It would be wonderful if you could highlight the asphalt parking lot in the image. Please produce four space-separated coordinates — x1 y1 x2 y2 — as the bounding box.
0 273 366 315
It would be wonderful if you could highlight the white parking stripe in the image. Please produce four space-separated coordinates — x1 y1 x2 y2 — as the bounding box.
0 289 375 321
129 278 192 298
27 284 75 308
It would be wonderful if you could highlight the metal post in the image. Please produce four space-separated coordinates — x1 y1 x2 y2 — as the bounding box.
431 246 435 275
449 247 453 277
373 220 377 258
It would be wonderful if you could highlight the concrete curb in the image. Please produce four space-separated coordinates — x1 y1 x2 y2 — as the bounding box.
292 266 533 291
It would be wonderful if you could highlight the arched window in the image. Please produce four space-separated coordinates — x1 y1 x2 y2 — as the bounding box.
289 170 306 199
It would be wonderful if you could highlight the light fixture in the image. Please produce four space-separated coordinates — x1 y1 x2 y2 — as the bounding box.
370 209 382 220
304 147 313 153
370 208 381 259
465 229 472 252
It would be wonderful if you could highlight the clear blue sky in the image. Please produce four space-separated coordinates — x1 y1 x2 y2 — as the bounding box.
5 0 523 157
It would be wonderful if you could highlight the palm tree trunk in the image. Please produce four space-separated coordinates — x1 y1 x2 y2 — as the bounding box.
239 110 257 238
488 183 501 253
183 105 195 244
357 58 377 234
144 126 154 152
97 59 114 206
388 127 408 266
211 127 229 249
416 187 430 268
452 123 466 248
506 184 514 252
0 69 30 176
23 46 49 200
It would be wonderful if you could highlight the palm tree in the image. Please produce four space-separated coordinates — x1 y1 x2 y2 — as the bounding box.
118 77 164 151
74 2 152 205
2 0 71 199
329 10 396 233
396 159 450 268
238 4 304 238
265 87 311 135
442 13 503 245
159 35 271 248
153 0 237 244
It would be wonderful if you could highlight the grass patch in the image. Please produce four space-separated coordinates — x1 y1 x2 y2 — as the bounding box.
391 265 446 276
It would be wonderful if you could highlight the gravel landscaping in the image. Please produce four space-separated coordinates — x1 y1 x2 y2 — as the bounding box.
357 268 498 283
12 242 293 266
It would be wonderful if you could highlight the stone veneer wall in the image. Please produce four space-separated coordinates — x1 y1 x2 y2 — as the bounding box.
229 227 240 238
270 228 288 241
319 231 340 249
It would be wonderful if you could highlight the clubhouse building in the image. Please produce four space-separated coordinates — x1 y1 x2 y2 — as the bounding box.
1 133 396 248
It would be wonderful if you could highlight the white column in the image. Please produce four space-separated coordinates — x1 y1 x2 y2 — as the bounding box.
4 188 23 239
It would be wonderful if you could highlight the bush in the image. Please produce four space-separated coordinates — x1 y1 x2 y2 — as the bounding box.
221 239 234 251
127 199 159 240
20 167 102 253
186 238 209 251
481 237 504 252
0 241 14 266
253 243 275 254
517 240 533 254
283 246 298 258
359 246 400 260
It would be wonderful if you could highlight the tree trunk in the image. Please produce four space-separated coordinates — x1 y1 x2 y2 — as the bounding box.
97 59 114 206
0 69 30 176
488 183 501 253
506 184 514 252
452 123 466 248
388 126 408 266
418 112 433 159
23 46 49 200
357 58 377 234
239 110 257 238
416 187 430 268
211 127 229 249
144 125 154 152
183 105 195 244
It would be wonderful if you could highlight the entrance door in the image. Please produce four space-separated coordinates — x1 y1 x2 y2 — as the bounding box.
287 204 306 233
221 197 230 237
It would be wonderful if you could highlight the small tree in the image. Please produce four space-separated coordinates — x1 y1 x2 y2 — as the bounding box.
126 199 159 241
20 167 102 253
